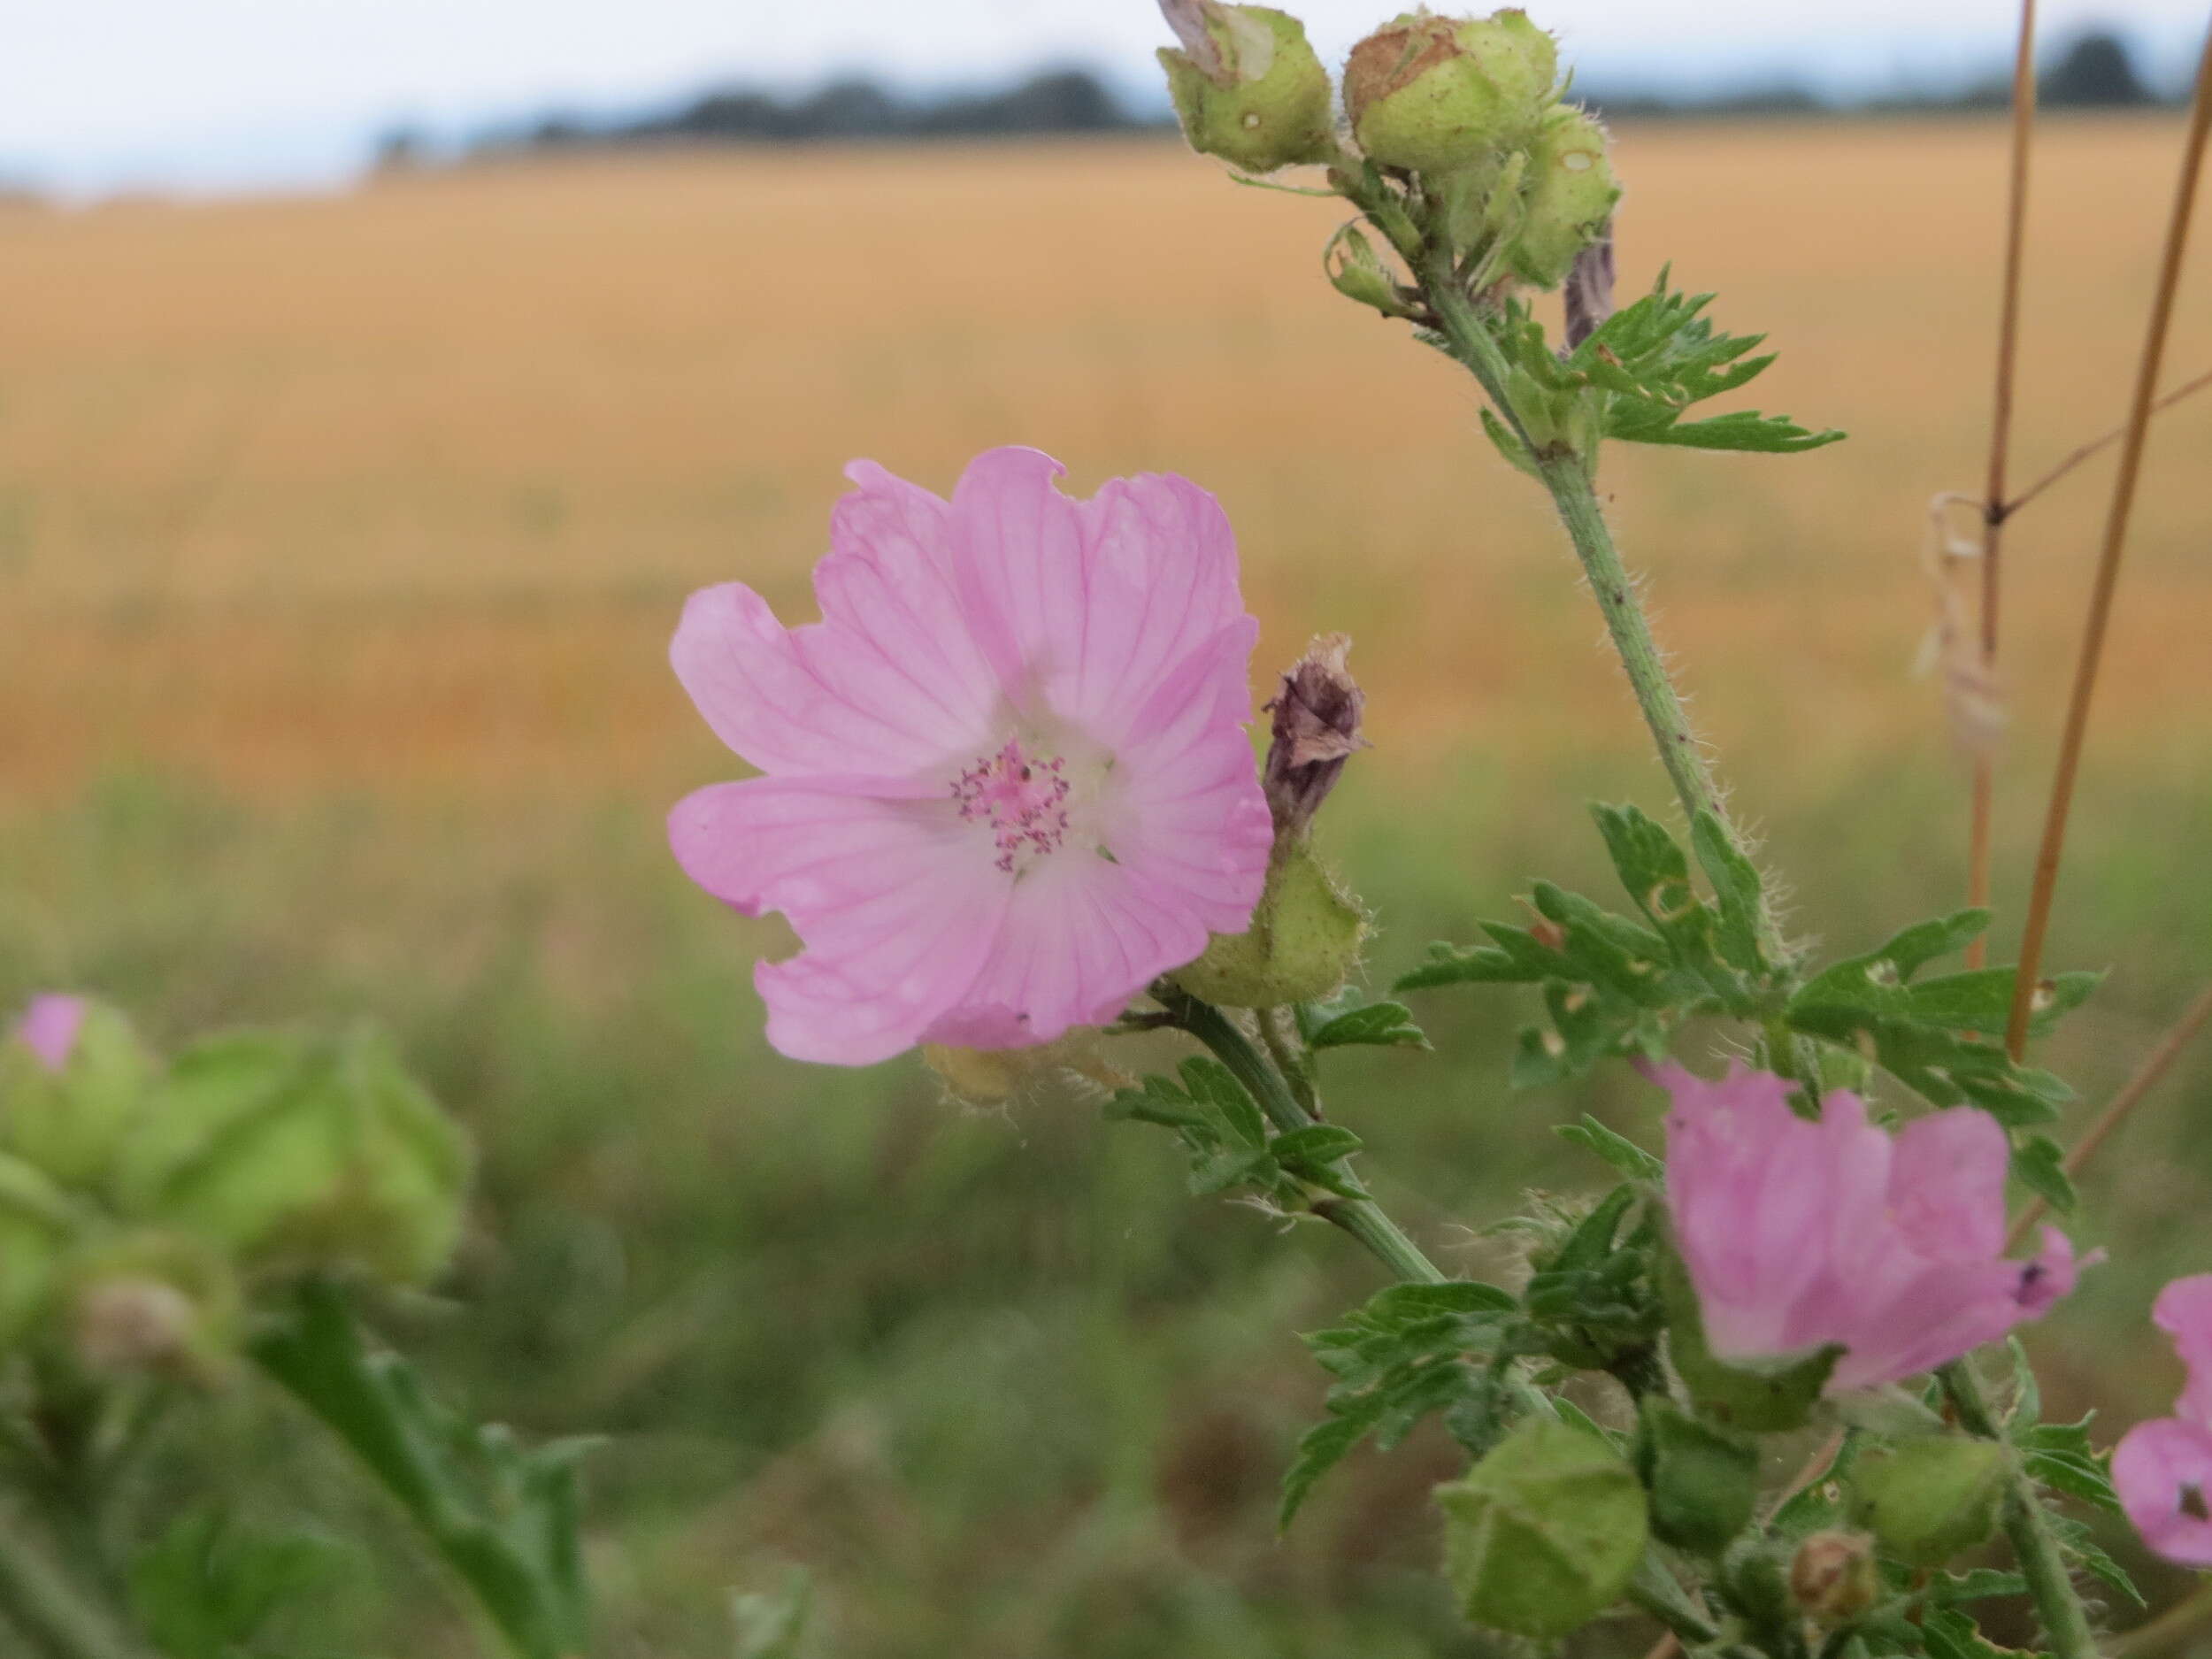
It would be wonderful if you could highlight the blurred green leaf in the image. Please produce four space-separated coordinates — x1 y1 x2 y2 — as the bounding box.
1305 1001 1430 1052
250 1280 595 1659
1554 1116 1663 1184
130 1509 353 1659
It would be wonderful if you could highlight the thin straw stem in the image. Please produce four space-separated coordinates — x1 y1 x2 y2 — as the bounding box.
2008 982 2212 1249
2004 21 2212 1057
2005 364 2212 517
1967 0 2041 970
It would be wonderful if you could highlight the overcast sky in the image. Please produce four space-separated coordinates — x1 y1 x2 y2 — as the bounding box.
5 0 2206 196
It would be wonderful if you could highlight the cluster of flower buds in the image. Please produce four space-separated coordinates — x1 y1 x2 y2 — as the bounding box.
0 994 471 1387
1160 2 1621 297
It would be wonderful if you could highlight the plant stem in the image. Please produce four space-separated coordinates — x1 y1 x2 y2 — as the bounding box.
1160 990 1446 1286
2005 15 2212 1058
1417 258 1796 978
1938 1362 2101 1659
1968 0 2041 971
0 1511 146 1659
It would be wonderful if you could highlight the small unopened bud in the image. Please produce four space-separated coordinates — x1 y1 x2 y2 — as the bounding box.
1158 1 1336 173
1507 104 1620 288
1849 1435 2008 1566
1437 1418 1647 1640
1344 9 1557 175
75 1279 197 1375
1789 1531 1880 1624
1262 634 1367 838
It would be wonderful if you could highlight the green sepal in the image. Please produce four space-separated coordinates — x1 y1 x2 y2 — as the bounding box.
1661 1242 1839 1432
1637 1395 1759 1555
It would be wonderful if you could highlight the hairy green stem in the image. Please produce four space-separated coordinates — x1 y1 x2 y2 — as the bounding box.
1939 1362 2101 1659
0 1511 146 1659
1161 990 1447 1286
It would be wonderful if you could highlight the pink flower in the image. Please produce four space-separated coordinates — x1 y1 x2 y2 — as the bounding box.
1656 1061 2081 1394
669 447 1274 1065
12 995 89 1073
2113 1277 2212 1566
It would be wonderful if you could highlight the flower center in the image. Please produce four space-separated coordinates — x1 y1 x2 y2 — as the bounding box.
952 738 1078 874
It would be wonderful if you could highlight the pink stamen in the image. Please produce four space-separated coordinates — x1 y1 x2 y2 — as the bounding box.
951 740 1075 872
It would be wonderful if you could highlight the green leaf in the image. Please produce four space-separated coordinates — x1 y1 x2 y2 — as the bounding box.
2009 1134 2078 1215
2049 1512 2147 1610
1270 1124 1365 1167
1179 1056 1265 1150
1279 1279 1524 1527
1554 1116 1663 1184
2019 1416 2123 1515
1690 810 1767 973
1307 1001 1431 1051
130 1509 354 1659
250 1279 595 1659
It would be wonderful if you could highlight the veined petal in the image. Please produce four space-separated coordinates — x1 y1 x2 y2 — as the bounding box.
672 582 988 780
669 777 1012 1064
1887 1108 2009 1262
926 853 1212 1050
2116 1417 2212 1568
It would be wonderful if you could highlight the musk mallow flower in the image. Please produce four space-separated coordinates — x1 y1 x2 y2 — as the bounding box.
12 995 89 1073
2113 1276 2212 1566
1656 1061 2081 1394
669 447 1274 1066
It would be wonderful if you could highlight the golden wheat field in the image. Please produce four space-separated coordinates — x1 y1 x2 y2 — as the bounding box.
4 116 2209 818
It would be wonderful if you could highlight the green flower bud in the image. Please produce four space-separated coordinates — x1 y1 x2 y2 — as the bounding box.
123 1027 471 1288
1158 2 1336 173
63 1230 240 1386
1789 1530 1881 1624
1438 1418 1648 1640
1638 1395 1759 1555
1848 1435 2008 1567
0 1153 78 1348
1 999 156 1194
1344 9 1556 175
1507 104 1620 288
1324 225 1417 319
1170 841 1364 1008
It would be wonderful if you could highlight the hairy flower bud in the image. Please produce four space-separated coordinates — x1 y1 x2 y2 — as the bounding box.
1437 1418 1648 1640
2 995 155 1195
0 1154 75 1348
1507 104 1620 288
1262 634 1367 838
1170 842 1364 1008
124 1028 471 1288
1158 1 1336 173
1789 1531 1881 1623
1849 1436 2007 1566
1344 9 1556 174
65 1232 240 1385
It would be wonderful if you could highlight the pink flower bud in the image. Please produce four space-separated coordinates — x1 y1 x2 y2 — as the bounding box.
13 994 89 1074
1655 1060 2084 1394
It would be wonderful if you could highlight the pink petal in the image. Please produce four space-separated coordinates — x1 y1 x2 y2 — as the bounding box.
1106 620 1274 934
2155 1274 2212 1425
669 777 1011 1065
927 852 1212 1049
671 581 993 780
2116 1416 2212 1568
14 994 88 1073
1886 1107 2010 1261
946 449 1251 738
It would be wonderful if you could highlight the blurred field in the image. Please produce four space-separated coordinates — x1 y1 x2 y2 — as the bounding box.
4 117 2212 1655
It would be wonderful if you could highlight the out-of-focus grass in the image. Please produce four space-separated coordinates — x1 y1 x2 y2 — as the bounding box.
3 117 2211 1653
